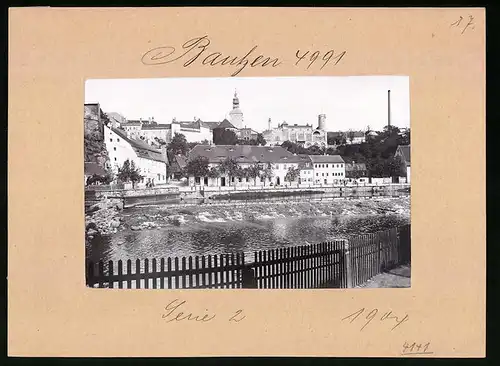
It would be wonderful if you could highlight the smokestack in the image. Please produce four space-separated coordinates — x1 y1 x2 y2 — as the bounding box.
268 118 271 131
388 90 391 127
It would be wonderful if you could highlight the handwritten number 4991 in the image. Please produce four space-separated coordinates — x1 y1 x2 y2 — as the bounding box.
295 50 346 70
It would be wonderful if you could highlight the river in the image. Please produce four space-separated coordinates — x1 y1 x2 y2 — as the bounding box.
86 196 410 264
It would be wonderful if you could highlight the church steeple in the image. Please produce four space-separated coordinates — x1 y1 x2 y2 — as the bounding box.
232 90 239 109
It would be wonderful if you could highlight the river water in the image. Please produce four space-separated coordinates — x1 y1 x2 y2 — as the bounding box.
86 197 410 264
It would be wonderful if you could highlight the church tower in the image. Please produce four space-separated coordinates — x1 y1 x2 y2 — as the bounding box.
229 90 244 129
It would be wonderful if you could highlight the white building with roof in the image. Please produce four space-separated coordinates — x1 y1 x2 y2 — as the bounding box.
263 114 328 148
309 155 346 185
104 125 168 186
187 145 304 187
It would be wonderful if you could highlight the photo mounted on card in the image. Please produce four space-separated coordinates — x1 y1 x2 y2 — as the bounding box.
84 76 411 290
9 7 485 357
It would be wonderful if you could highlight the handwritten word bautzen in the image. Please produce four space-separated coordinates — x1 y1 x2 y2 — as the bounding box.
142 35 282 77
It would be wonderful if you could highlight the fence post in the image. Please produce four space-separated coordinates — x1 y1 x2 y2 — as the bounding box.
242 265 257 288
343 240 353 288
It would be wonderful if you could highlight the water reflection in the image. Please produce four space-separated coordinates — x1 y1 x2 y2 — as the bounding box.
86 214 408 265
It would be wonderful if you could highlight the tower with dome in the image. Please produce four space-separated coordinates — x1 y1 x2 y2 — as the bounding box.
228 90 244 129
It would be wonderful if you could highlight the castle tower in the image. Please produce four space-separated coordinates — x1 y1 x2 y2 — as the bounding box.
318 114 326 130
228 90 244 129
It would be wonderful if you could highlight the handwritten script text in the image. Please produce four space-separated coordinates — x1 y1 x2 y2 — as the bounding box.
161 299 246 323
342 307 409 332
141 35 346 76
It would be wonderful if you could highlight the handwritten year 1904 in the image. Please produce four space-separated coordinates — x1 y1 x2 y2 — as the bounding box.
341 307 409 332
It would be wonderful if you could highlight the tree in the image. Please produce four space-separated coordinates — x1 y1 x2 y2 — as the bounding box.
213 128 238 145
247 162 263 186
169 133 189 156
347 130 355 144
284 167 300 184
185 156 209 178
218 157 239 186
256 133 266 146
260 163 274 186
207 166 220 179
117 159 143 188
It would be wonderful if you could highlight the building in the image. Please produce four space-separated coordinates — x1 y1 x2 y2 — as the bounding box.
346 131 366 144
228 91 244 129
296 154 314 184
345 162 369 184
262 114 328 148
120 120 142 139
238 127 259 141
187 145 304 187
104 126 168 186
328 130 366 146
169 154 188 180
169 119 213 144
121 117 214 147
309 155 346 185
394 144 411 183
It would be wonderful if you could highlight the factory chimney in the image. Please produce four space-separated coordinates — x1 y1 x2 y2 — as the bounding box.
268 118 271 131
388 90 391 128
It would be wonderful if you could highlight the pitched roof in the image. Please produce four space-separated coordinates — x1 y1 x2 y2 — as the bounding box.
122 121 142 126
217 119 237 129
84 162 107 176
111 127 166 163
188 145 304 164
396 145 411 165
308 155 345 163
141 124 171 130
345 163 367 171
200 121 221 129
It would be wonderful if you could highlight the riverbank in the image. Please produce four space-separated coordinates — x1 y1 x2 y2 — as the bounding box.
120 196 409 233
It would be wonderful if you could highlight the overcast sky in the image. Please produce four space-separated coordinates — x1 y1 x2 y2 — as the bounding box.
85 76 410 132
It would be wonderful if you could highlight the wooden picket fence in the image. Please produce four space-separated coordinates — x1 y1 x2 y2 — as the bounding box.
349 225 411 287
86 225 410 289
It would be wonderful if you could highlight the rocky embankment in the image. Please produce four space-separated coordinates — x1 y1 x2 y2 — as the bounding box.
85 198 124 240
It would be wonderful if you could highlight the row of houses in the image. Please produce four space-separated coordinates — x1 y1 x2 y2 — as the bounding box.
182 145 349 187
84 103 410 188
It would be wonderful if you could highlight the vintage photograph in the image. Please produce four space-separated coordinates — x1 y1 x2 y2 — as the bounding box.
84 76 411 289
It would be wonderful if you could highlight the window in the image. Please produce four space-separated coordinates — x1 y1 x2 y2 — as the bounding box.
322 173 324 177
231 177 235 183
246 177 249 182
326 173 328 176
157 174 160 180
110 138 113 142
284 164 287 169
195 177 201 184
238 177 242 183
326 164 328 168
117 138 120 142
316 173 319 176
114 157 117 161
113 147 116 151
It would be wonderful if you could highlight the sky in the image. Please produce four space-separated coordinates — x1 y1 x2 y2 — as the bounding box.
85 76 410 132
